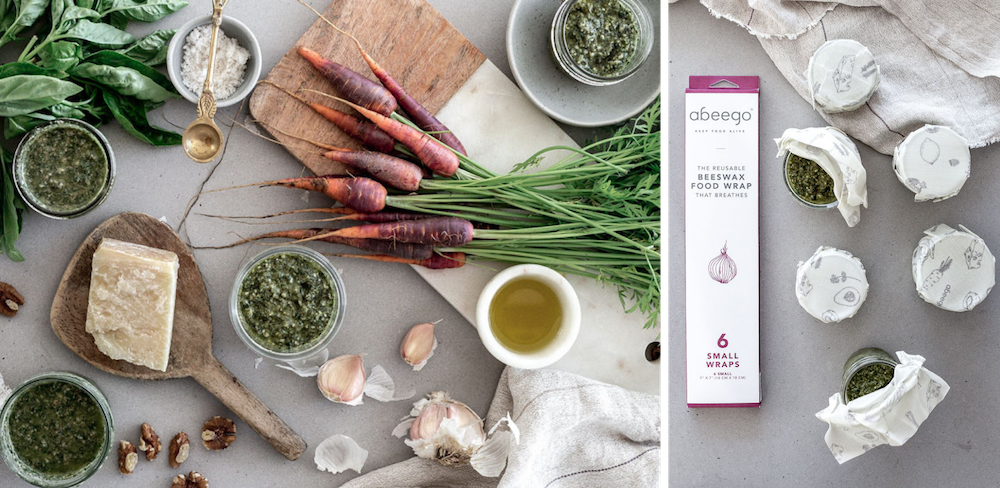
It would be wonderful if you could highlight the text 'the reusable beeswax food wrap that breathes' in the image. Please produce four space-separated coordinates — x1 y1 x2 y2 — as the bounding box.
815 351 949 464
685 76 760 408
893 125 971 202
912 224 996 312
795 247 869 323
806 39 880 113
775 127 868 227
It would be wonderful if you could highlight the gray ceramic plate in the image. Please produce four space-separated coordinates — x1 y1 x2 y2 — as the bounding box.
506 0 660 127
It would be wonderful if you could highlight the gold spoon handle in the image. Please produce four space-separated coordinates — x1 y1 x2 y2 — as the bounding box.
196 0 229 119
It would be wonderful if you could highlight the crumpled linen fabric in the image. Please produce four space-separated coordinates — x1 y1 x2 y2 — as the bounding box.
700 0 1000 154
340 367 661 487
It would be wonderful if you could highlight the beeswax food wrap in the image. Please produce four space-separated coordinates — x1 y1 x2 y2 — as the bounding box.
776 127 867 227
815 351 948 464
893 125 971 202
912 224 995 312
795 247 868 323
701 0 1000 155
806 39 880 113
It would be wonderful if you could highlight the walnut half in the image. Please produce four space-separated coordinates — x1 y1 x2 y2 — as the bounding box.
201 416 236 450
118 440 137 475
171 471 208 488
169 432 190 468
0 282 23 317
139 423 162 461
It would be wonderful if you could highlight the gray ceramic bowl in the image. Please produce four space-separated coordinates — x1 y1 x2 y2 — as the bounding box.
166 15 261 108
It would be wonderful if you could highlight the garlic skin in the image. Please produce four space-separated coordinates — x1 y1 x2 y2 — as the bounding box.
400 322 438 371
394 391 486 467
317 355 366 405
315 434 368 475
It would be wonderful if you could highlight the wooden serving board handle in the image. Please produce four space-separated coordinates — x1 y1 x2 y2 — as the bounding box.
192 356 307 461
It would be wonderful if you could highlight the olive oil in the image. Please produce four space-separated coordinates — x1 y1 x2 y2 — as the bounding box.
488 277 562 352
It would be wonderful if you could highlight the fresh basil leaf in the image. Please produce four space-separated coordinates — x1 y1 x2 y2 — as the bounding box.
0 74 82 116
117 28 173 65
1 152 24 262
38 40 82 70
62 18 133 46
106 9 126 30
84 50 173 91
103 0 185 22
101 89 180 146
77 0 94 9
4 112 49 138
59 4 99 23
0 61 64 78
49 101 84 118
0 0 50 46
71 62 174 102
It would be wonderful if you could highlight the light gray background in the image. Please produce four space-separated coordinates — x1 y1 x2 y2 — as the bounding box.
0 0 618 486
669 1 1000 486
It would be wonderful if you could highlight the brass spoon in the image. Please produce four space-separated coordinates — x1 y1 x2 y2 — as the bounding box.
182 0 229 163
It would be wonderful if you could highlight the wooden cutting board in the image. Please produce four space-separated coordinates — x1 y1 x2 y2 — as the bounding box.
248 0 486 176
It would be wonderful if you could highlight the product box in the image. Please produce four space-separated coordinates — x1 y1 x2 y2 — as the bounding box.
684 76 761 407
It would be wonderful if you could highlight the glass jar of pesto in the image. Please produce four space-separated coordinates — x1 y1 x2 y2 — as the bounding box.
230 245 346 362
0 372 114 487
12 119 115 220
784 152 838 209
841 347 899 402
550 0 654 86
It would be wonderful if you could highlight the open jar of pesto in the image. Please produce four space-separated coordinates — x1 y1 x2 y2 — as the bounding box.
0 372 114 487
550 0 654 86
12 119 115 220
784 152 838 209
841 347 899 402
230 245 346 362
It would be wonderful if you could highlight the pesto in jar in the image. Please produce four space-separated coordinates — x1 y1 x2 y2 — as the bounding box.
18 123 109 215
845 363 895 401
7 380 106 476
786 154 837 205
238 253 337 353
564 0 640 77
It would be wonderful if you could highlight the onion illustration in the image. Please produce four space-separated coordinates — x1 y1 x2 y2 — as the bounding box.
708 242 737 284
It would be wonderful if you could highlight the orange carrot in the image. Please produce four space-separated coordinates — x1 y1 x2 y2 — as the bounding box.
315 93 459 177
298 46 397 116
332 252 466 269
203 228 433 259
322 149 423 192
261 80 396 153
264 176 387 213
297 0 468 155
322 217 474 246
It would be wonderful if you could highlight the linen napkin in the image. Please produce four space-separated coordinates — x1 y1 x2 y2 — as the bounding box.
815 351 949 464
341 367 661 487
775 127 868 227
700 0 1000 155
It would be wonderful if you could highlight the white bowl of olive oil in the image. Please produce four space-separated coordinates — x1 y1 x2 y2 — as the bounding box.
475 264 581 369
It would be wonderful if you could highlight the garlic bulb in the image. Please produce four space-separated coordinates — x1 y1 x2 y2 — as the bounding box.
317 355 367 405
400 322 438 371
393 391 518 477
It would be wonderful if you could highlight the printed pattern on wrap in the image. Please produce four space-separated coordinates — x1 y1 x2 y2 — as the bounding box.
806 39 880 113
815 351 950 464
795 247 869 323
776 127 868 227
893 125 971 202
911 224 996 312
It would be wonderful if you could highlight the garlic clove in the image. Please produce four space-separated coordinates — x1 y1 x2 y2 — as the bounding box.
400 322 438 371
317 355 366 405
363 365 415 402
314 434 368 475
400 392 487 466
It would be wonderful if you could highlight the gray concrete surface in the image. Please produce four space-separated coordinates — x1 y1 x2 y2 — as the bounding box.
669 1 1000 486
0 0 616 486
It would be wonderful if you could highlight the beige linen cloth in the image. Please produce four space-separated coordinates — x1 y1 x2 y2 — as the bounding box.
341 367 661 487
699 0 1000 155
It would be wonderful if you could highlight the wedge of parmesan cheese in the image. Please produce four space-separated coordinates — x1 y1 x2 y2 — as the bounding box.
85 238 179 371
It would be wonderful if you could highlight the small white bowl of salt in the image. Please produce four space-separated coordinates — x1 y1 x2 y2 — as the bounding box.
167 15 261 108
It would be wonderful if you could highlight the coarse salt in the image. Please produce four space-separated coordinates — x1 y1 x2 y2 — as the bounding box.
181 24 250 100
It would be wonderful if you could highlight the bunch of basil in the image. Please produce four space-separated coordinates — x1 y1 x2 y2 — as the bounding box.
0 0 188 261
